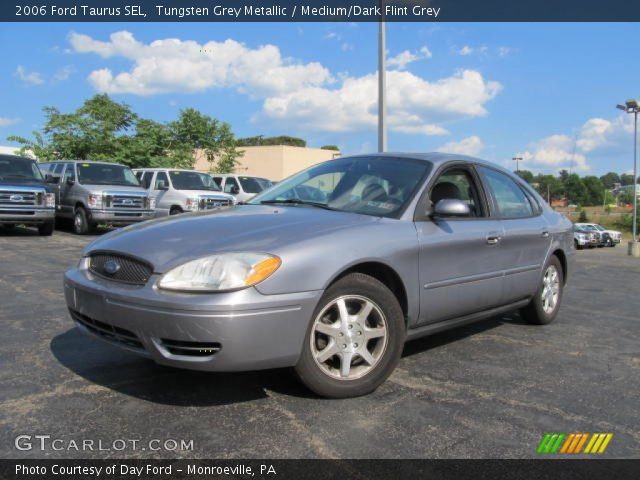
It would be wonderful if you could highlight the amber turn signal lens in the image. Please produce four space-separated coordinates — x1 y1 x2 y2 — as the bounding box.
245 256 281 286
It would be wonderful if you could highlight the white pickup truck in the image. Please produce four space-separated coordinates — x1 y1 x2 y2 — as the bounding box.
574 223 622 247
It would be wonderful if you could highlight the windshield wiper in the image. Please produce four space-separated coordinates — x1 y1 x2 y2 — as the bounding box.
259 199 336 211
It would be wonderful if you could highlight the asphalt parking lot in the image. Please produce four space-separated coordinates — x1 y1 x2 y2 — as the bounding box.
0 226 638 459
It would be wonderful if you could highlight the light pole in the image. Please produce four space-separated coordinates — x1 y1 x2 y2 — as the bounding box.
513 156 523 174
617 99 639 256
378 18 387 152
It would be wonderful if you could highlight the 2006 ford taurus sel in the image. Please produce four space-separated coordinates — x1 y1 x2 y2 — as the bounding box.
64 153 574 398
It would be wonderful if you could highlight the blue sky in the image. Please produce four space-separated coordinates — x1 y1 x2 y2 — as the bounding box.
0 22 638 176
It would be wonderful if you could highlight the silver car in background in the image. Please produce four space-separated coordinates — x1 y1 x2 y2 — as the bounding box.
133 168 235 216
40 161 155 235
65 153 574 398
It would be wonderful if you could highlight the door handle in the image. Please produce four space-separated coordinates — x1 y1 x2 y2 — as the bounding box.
486 234 501 245
541 231 550 238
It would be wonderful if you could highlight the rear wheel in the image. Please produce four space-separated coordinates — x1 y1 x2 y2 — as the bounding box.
73 207 93 235
520 256 564 325
170 206 183 216
295 273 405 398
38 221 54 236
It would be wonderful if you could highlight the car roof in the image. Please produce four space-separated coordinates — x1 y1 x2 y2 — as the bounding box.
133 168 204 172
41 160 126 167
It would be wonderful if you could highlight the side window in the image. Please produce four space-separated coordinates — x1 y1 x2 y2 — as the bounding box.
430 168 484 217
135 171 144 181
62 163 76 183
479 167 534 218
53 163 65 175
39 163 51 174
224 177 239 194
212 177 223 188
154 171 169 190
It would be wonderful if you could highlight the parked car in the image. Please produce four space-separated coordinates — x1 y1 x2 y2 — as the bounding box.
574 223 607 247
210 174 273 202
0 154 55 235
65 153 574 398
39 161 155 235
573 224 600 249
133 168 235 216
575 222 621 247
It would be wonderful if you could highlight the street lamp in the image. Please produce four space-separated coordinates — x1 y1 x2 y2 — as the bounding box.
513 156 523 173
616 99 639 256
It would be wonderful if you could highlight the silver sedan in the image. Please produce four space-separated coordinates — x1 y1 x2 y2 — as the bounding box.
64 153 574 398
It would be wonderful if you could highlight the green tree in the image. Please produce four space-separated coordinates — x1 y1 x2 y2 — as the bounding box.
515 169 534 184
599 172 620 189
578 209 589 222
534 174 563 201
582 176 605 206
6 130 55 160
620 173 635 186
321 145 340 151
237 135 307 147
564 174 589 205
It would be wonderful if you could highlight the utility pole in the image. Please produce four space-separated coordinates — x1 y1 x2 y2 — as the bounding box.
616 100 639 256
378 19 387 153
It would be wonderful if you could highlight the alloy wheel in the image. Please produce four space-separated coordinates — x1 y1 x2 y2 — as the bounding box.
541 265 560 314
310 295 388 380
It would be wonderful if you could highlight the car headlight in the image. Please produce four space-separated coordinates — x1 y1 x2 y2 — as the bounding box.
158 253 281 292
87 194 103 209
45 192 55 208
185 197 201 211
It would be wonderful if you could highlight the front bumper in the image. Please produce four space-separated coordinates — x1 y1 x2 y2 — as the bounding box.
64 267 322 372
0 207 54 224
88 208 155 225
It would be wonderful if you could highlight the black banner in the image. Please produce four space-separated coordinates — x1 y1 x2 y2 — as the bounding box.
3 0 640 22
1 459 639 480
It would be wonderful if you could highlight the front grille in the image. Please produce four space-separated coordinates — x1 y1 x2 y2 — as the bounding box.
89 253 153 285
0 190 39 206
70 309 144 350
108 195 145 209
159 339 221 357
199 197 232 210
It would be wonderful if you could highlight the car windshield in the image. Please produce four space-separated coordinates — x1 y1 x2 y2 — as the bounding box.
249 156 432 218
593 225 605 231
239 176 272 194
77 163 140 186
0 156 43 182
169 171 221 191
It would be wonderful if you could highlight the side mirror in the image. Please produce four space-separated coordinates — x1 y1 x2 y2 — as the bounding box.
230 185 240 195
156 180 168 191
66 178 75 186
45 174 59 184
432 199 471 218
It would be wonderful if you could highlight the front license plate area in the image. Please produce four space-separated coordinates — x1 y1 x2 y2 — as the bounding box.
73 288 104 320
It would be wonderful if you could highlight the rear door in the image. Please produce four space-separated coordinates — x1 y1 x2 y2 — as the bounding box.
59 163 77 217
476 166 551 304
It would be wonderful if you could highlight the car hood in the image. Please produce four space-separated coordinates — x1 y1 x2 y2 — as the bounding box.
85 205 380 272
0 179 53 193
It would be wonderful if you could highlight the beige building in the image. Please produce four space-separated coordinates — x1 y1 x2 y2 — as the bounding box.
194 145 340 181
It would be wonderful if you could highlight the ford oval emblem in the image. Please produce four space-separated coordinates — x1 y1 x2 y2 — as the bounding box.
9 194 23 202
103 260 121 275
122 199 133 205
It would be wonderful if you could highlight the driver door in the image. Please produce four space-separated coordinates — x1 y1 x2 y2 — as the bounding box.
415 164 506 325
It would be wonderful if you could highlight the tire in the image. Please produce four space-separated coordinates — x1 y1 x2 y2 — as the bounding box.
574 240 581 250
2 224 16 231
295 273 405 398
170 207 183 216
520 255 564 325
73 207 92 235
38 221 54 236
606 238 614 247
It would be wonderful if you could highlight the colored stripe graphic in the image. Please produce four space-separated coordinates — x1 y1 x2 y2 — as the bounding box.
538 433 612 455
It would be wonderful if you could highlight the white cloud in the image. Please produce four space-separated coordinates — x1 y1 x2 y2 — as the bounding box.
459 46 473 56
69 31 331 96
517 114 634 172
0 117 19 128
497 46 513 57
437 136 484 156
70 31 502 136
387 46 432 70
341 43 354 52
53 66 75 81
15 66 44 85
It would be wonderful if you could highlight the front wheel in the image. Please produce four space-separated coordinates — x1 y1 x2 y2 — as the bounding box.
73 207 93 235
295 273 405 398
38 221 54 236
520 256 564 325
